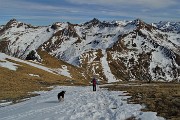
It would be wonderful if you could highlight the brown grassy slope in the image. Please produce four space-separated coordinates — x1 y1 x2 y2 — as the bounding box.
0 53 90 102
37 50 90 84
0 58 70 101
102 82 180 120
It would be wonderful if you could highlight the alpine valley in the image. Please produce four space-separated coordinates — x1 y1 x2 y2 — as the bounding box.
0 18 180 83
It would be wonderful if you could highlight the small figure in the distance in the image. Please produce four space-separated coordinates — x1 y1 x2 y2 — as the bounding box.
91 77 98 91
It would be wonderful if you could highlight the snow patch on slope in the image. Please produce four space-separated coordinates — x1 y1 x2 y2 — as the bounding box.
101 50 118 83
0 52 71 78
0 53 18 70
51 65 72 78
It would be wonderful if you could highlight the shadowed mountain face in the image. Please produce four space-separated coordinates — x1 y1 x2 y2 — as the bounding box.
0 18 179 82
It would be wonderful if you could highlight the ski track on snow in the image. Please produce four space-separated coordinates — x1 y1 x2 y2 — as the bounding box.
0 86 164 120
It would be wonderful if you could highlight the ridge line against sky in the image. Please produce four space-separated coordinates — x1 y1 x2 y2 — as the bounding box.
0 0 179 26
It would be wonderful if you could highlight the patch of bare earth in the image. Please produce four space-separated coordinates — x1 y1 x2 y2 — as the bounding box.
101 82 180 120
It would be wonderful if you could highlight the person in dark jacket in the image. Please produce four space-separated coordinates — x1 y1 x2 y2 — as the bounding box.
91 77 98 91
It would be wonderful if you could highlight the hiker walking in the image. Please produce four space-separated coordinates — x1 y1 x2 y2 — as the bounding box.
91 77 98 91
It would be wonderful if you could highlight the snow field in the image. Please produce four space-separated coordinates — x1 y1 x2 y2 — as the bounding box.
0 86 164 120
101 50 118 83
0 52 72 78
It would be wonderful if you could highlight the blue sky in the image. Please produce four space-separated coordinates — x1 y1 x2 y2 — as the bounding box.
0 0 179 25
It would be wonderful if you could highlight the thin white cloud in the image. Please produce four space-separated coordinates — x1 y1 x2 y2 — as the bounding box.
0 0 76 13
66 0 178 8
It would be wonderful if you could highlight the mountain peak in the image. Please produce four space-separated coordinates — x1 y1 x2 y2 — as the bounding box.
132 19 145 25
91 18 100 22
6 18 18 23
127 18 155 31
7 18 18 25
84 18 101 26
0 18 19 31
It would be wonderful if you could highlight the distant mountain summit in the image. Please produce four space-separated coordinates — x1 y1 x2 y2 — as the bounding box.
153 21 180 33
0 19 179 82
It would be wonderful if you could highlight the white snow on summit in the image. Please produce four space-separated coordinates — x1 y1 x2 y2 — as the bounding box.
0 22 54 58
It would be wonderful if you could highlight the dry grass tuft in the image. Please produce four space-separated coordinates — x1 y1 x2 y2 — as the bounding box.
102 82 180 120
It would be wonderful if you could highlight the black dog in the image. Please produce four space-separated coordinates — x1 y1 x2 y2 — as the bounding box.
57 91 66 102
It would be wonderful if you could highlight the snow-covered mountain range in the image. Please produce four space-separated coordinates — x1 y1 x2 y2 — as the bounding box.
0 18 179 82
152 21 180 33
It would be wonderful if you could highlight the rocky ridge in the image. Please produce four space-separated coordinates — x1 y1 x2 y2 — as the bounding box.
0 18 179 82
